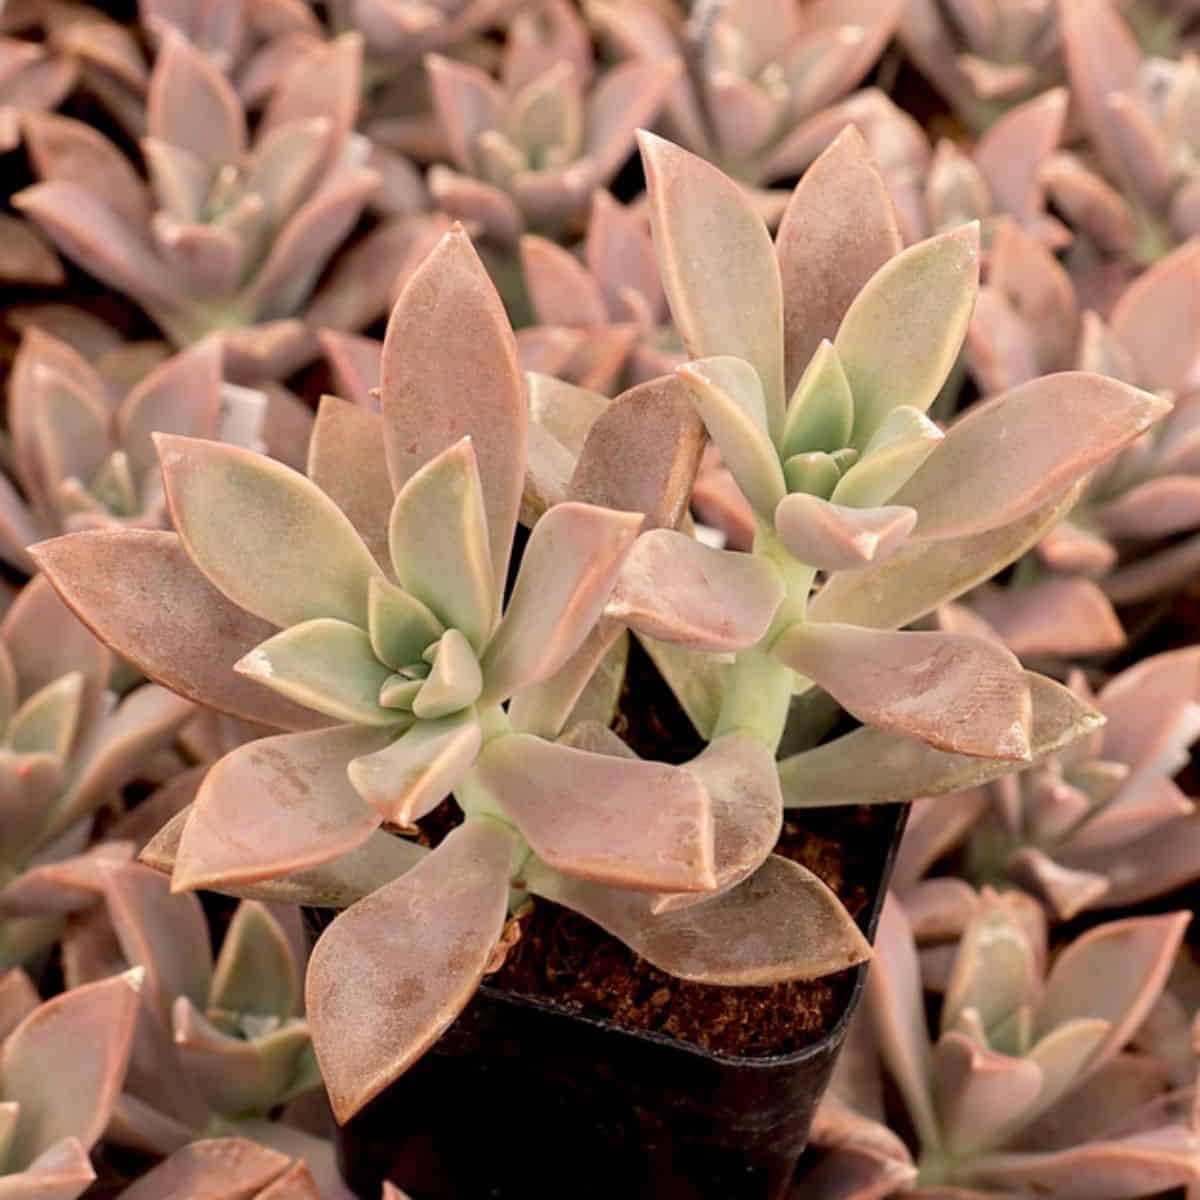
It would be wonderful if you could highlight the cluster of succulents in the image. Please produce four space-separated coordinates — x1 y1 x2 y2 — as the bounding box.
0 1 1199 1197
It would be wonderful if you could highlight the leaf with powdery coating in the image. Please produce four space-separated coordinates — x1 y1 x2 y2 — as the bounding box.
2 971 141 1168
810 485 1083 632
779 340 855 461
476 733 715 893
367 577 444 674
31 531 324 732
307 818 516 1122
235 620 399 727
210 902 300 1019
640 132 785 438
835 224 980 449
773 623 1031 760
781 672 1100 808
529 853 869 985
830 405 943 511
413 630 482 720
773 496 916 571
380 227 525 595
173 726 390 893
650 733 783 914
605 529 783 653
676 357 786 519
156 435 383 630
114 1138 293 1200
480 502 641 704
0 1137 95 1198
893 375 1172 541
388 438 495 652
775 127 902 397
347 709 481 826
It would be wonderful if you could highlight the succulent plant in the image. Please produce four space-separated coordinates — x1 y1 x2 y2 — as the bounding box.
14 32 432 382
965 232 1200 651
894 647 1200 936
425 0 679 243
1057 0 1200 272
802 892 1198 1197
0 576 194 969
588 0 901 193
0 968 142 1198
897 0 1065 132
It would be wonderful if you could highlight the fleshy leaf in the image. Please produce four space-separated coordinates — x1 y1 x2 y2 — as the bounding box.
779 340 855 460
676 356 786 519
379 227 526 594
7 673 83 761
835 224 980 448
639 132 785 437
772 623 1031 759
307 818 516 1121
174 727 389 892
893 375 1172 541
476 733 715 892
773 496 916 571
367 577 444 673
605 529 783 652
529 853 870 985
157 435 383 630
830 405 943 510
347 709 481 825
480 502 641 703
412 630 482 719
210 901 300 1018
388 438 495 651
235 620 400 727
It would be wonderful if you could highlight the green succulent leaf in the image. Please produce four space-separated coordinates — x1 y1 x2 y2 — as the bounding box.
210 902 301 1019
779 340 854 460
412 630 483 720
235 620 401 728
7 672 84 761
367 577 445 674
830 406 943 510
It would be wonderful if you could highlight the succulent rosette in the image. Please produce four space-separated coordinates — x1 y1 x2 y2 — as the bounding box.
0 968 142 1198
799 892 1199 1198
14 32 432 382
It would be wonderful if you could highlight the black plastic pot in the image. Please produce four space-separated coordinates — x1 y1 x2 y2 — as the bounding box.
335 802 908 1200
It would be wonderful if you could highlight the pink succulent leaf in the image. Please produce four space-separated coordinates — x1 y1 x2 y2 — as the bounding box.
690 461 760 553
22 112 151 231
116 340 223 487
0 1137 95 1199
970 1126 1200 1198
412 630 483 720
528 851 869 985
320 331 382 410
150 217 245 301
649 733 784 914
775 126 903 396
894 791 991 888
427 165 525 245
142 803 427 910
380 226 526 593
1097 646 1200 770
810 483 1085 631
1024 1016 1114 1117
974 87 1068 227
586 189 664 324
774 496 917 571
676 356 786 519
867 896 940 1149
1034 912 1190 1080
261 32 361 149
147 32 246 167
139 138 208 224
157 434 384 630
241 118 333 228
171 999 312 1117
0 970 38 1042
1097 476 1200 539
477 733 715 892
567 374 706 531
114 1138 294 1200
1065 775 1193 854
0 755 65 873
584 58 680 186
235 619 402 727
895 373 1168 541
0 843 134 919
346 708 481 826
30 531 326 731
425 53 504 174
522 421 576 524
605 528 784 653
772 623 1031 760
0 215 63 287
640 132 786 436
519 234 608 327
307 817 517 1122
834 223 980 448
933 1032 1044 1157
898 877 980 943
2 970 141 1165
525 373 608 458
1005 848 1111 922
174 726 391 893
210 900 301 1018
388 438 496 651
481 502 641 702
305 396 394 577
970 577 1126 659
829 406 944 511
13 181 180 315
